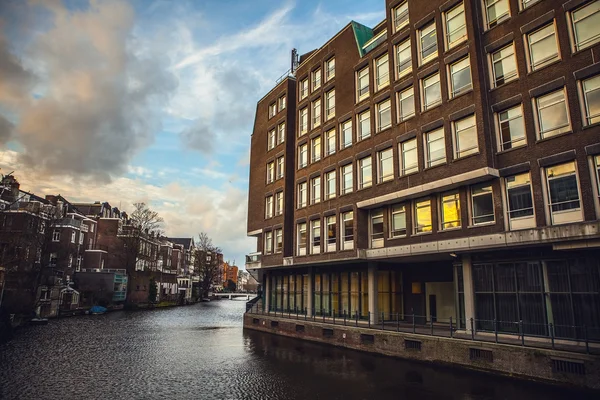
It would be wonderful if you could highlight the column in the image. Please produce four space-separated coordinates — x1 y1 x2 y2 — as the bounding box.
368 263 378 325
462 254 476 333
264 272 270 312
306 267 314 317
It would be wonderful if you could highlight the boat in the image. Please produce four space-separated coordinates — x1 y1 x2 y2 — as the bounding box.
201 298 211 302
89 306 107 315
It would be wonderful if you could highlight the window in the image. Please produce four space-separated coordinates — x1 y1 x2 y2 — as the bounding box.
535 88 570 139
278 95 286 111
399 139 418 176
340 120 352 149
311 176 321 205
325 170 336 199
454 114 478 158
342 211 354 250
571 1 600 51
449 57 472 97
445 2 467 49
325 129 336 156
491 44 517 87
419 21 438 65
297 223 307 256
79 232 84 245
311 219 321 254
275 192 283 216
594 155 600 202
266 161 275 183
359 156 373 189
390 204 407 238
275 229 283 253
422 73 442 110
497 105 526 151
267 129 276 150
521 0 541 9
527 23 559 71
277 122 285 144
393 2 409 31
397 87 415 121
326 215 337 252
277 156 284 179
298 144 308 169
377 148 394 183
299 108 308 135
298 182 307 208
425 128 446 168
485 0 510 29
395 39 412 80
471 184 495 225
375 54 389 91
357 67 369 100
265 231 273 254
300 78 308 100
371 209 384 248
52 229 60 242
545 162 582 225
269 103 276 118
341 164 353 194
70 230 75 243
312 68 322 91
414 199 432 233
312 136 321 163
326 89 335 120
505 173 535 230
357 109 371 140
441 192 461 230
376 99 392 132
312 99 321 129
582 75 600 126
326 57 335 81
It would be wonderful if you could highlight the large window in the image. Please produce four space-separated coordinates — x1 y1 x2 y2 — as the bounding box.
535 88 570 139
441 192 461 230
422 73 442 111
400 138 418 175
278 95 286 111
312 68 322 91
390 204 406 238
445 2 467 49
453 114 478 158
359 156 372 189
341 120 352 149
277 156 284 179
297 223 307 256
267 129 275 150
396 39 412 78
371 209 384 248
277 122 285 144
266 161 274 183
398 87 415 121
312 99 321 129
471 184 495 225
419 21 438 65
505 173 535 230
300 78 308 100
485 0 510 29
326 57 336 81
275 191 283 215
357 67 370 101
377 148 394 183
325 129 336 156
521 0 541 9
326 215 337 252
358 109 371 140
269 103 276 119
326 89 335 120
527 23 559 71
376 99 392 132
311 176 321 205
449 57 472 97
325 170 336 199
298 143 308 169
342 211 354 250
491 44 517 87
275 229 283 253
265 196 273 219
375 54 390 91
311 219 321 255
582 75 600 126
545 162 582 225
425 128 446 168
393 2 409 32
414 199 432 233
311 136 321 163
498 105 525 151
299 108 308 135
265 231 273 254
341 164 353 194
298 182 307 208
571 1 600 51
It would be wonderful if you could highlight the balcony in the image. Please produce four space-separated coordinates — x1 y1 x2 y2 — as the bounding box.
54 218 82 229
245 252 262 270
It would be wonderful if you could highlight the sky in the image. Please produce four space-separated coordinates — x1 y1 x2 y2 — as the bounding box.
0 0 384 268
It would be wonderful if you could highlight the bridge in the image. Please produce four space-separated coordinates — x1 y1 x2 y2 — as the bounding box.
212 293 254 300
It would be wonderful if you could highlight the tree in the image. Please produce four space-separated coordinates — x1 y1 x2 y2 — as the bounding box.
226 279 236 292
148 277 158 303
193 232 222 299
130 202 164 235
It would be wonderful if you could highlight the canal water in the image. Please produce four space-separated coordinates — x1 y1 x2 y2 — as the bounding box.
0 300 594 399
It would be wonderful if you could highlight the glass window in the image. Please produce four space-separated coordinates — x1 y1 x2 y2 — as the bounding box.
572 1 600 51
312 68 322 91
371 209 384 248
396 39 412 78
311 176 321 205
265 231 273 254
449 57 472 97
419 21 438 65
425 128 446 168
269 103 276 118
325 129 336 156
485 0 510 29
357 67 370 100
454 114 478 158
471 184 495 225
505 173 535 229
275 229 283 253
341 120 352 149
266 161 275 183
498 105 526 151
441 192 461 230
341 164 353 194
422 73 442 110
445 2 467 49
311 136 321 163
326 215 337 252
299 108 308 135
298 144 308 169
527 23 559 71
278 95 286 111
359 156 373 189
300 79 308 100
265 196 273 219
267 129 275 150
297 223 307 256
414 199 432 233
491 44 517 87
277 122 285 144
521 0 541 9
298 182 307 208
377 148 394 183
375 54 390 91
582 75 600 126
546 162 582 225
535 88 570 139
312 99 321 129
325 170 336 199
326 57 336 81
398 87 415 121
277 156 284 179
358 110 371 140
311 219 321 254
376 99 392 132
390 204 406 238
393 2 409 31
595 155 600 202
275 191 283 215
400 138 418 175
326 89 335 120
342 211 354 250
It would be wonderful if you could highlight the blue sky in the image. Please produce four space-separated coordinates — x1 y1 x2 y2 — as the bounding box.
0 0 384 266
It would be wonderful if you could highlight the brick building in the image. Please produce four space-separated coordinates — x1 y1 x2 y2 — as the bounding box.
247 0 600 341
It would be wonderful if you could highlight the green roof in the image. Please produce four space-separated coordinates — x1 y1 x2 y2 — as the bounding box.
351 21 374 58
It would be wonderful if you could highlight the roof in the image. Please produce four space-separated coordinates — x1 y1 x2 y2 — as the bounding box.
168 237 194 249
71 203 103 216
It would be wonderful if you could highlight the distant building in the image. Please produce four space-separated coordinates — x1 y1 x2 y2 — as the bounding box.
222 262 239 288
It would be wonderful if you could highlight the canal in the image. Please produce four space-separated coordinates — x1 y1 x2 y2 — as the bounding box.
0 300 594 399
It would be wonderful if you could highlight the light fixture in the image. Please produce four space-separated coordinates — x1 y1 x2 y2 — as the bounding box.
449 253 457 258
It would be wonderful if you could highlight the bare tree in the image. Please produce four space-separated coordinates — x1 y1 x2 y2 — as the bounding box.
193 232 222 299
130 202 164 235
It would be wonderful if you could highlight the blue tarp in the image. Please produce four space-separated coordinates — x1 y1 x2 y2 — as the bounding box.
89 306 107 314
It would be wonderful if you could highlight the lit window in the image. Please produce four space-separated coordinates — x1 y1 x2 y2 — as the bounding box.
398 87 415 121
325 170 336 199
275 229 283 253
545 162 582 225
341 164 353 194
376 99 392 132
325 129 336 156
311 219 321 254
277 122 285 144
264 232 273 255
300 79 308 100
326 89 335 120
311 176 321 205
312 68 322 91
326 216 337 252
445 2 467 49
278 95 286 111
535 88 570 139
396 39 412 78
485 0 510 29
441 192 461 230
375 54 390 91
298 182 307 208
275 191 283 215
312 99 321 129
297 223 307 256
571 1 600 51
357 67 369 100
454 114 478 158
359 156 373 189
471 184 495 225
357 109 371 140
269 103 276 118
377 148 394 183
299 108 308 135
311 136 321 163
449 57 472 97
400 138 418 176
266 161 275 183
371 209 384 248
422 73 442 111
414 199 432 233
582 75 600 126
527 23 559 71
265 196 274 219
298 144 308 169
340 120 352 149
342 211 354 250
491 44 517 87
326 57 336 81
267 129 275 150
419 21 438 65
505 173 535 230
425 128 446 168
393 2 409 31
277 156 284 179
390 204 406 238
497 105 526 151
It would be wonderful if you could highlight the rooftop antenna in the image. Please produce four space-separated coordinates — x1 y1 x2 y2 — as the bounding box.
291 48 299 74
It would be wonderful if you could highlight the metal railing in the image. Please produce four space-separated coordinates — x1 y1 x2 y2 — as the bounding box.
246 306 600 355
